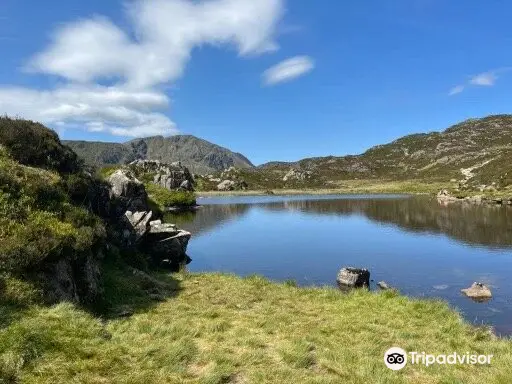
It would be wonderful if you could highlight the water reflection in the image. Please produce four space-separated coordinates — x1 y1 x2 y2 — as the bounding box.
165 204 250 236
171 196 512 248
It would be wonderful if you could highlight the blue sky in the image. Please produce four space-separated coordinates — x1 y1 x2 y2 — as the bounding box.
1 0 512 165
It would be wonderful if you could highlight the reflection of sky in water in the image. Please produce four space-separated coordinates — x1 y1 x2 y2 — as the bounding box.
173 195 512 336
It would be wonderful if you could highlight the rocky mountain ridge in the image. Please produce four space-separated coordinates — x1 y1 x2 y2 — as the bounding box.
65 135 254 175
257 114 512 189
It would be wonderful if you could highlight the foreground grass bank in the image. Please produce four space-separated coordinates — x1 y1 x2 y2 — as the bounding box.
2 272 512 383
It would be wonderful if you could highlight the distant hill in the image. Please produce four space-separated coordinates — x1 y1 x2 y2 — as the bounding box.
257 114 512 188
64 135 254 174
66 114 512 189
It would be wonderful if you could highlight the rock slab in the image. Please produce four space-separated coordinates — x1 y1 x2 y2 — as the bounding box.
336 267 370 289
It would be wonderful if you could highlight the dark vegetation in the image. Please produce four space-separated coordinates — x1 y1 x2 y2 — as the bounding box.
0 116 83 174
0 118 106 273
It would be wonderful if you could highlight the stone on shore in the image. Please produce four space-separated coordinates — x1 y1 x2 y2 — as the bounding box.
336 267 370 290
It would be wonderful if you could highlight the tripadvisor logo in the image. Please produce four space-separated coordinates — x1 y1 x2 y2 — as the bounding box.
384 347 407 370
384 347 493 370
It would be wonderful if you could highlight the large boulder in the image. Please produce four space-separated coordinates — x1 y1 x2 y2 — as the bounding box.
145 221 191 269
217 180 236 191
283 168 313 182
336 267 370 290
107 169 149 214
461 282 492 302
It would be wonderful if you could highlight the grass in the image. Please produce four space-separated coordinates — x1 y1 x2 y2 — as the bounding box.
145 183 197 209
198 179 450 197
2 271 512 383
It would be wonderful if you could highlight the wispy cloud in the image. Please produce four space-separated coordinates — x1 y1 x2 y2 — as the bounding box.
262 56 315 86
469 71 497 86
449 67 511 96
448 85 464 96
0 0 286 137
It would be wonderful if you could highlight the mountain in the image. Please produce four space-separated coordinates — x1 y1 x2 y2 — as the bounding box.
258 114 512 188
64 135 254 174
66 114 512 189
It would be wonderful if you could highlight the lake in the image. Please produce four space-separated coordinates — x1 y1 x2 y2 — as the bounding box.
166 194 512 336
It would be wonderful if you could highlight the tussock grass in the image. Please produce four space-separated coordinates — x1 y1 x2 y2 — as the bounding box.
2 272 512 383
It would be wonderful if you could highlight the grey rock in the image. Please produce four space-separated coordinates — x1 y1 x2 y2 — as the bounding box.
107 169 149 213
336 267 370 289
217 180 236 191
461 282 492 301
123 210 153 243
179 180 193 191
36 251 103 305
377 281 391 290
131 159 194 191
283 168 313 182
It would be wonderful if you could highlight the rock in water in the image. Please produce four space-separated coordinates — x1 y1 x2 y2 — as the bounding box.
461 282 492 302
336 267 370 290
377 281 391 290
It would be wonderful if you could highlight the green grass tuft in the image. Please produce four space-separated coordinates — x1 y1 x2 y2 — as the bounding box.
2 272 512 383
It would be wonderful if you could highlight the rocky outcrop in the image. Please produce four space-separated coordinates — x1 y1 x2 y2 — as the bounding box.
283 168 313 182
336 267 370 290
461 282 492 302
145 221 191 269
107 170 191 269
216 179 248 191
436 189 512 206
131 159 195 191
108 169 149 214
36 250 103 305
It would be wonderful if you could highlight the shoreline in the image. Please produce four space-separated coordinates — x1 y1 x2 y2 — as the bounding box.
196 179 447 197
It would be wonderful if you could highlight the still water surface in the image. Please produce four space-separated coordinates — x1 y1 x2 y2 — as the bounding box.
166 194 512 336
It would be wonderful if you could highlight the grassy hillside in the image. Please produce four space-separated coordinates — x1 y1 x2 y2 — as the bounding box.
255 115 512 190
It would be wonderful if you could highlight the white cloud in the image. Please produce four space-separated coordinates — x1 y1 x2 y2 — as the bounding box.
449 67 512 96
262 56 315 86
0 0 286 137
448 85 464 96
469 71 497 86
0 85 177 137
